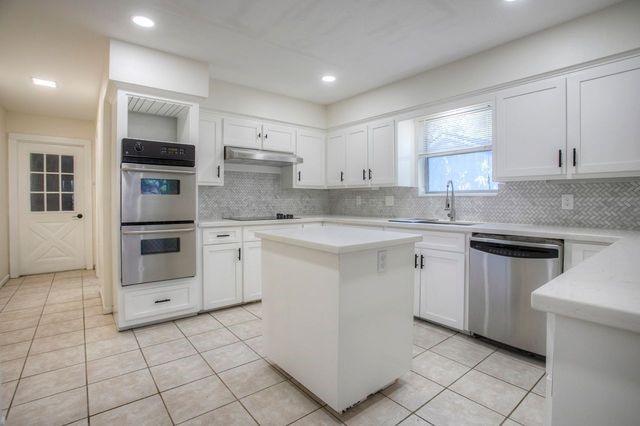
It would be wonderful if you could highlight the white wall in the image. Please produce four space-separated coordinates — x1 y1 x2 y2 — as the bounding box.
201 79 327 129
327 0 640 127
0 106 9 284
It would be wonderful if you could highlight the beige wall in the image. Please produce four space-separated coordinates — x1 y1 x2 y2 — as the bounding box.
0 106 9 284
6 111 94 140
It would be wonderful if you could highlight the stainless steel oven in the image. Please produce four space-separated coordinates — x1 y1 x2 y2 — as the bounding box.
121 223 196 286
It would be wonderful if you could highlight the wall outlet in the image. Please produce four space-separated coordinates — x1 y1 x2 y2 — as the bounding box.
356 196 362 206
385 195 394 207
561 194 574 210
377 250 387 272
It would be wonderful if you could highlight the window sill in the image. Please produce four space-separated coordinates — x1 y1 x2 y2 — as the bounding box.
418 191 498 197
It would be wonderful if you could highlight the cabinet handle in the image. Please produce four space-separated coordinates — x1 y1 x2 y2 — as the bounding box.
264 133 268 139
155 298 171 304
298 171 301 181
572 148 577 167
217 165 220 178
340 171 344 182
362 169 366 180
558 149 563 168
420 255 425 269
258 132 261 139
414 254 418 269
216 234 230 238
238 248 242 261
369 169 372 180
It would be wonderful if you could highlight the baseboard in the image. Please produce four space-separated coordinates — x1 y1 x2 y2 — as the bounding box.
0 274 9 288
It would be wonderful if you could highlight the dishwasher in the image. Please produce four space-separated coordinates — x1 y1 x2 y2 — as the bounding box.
468 233 563 356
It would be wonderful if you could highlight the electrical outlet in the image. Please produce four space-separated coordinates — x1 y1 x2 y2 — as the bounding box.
385 195 394 207
377 250 387 272
561 194 574 210
356 196 362 206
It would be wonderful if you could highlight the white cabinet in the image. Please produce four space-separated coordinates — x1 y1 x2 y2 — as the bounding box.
345 126 369 186
416 248 465 330
198 112 223 186
368 120 396 186
202 243 243 310
242 241 262 302
326 133 346 187
282 129 326 189
121 281 200 324
568 56 640 177
495 77 567 180
223 118 295 153
564 241 609 271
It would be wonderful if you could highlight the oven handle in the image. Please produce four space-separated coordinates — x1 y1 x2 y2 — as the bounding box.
122 228 196 235
121 165 196 175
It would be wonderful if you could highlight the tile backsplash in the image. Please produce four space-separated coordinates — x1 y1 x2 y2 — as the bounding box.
200 172 640 230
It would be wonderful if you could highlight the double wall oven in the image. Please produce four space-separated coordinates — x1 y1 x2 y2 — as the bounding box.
121 138 197 286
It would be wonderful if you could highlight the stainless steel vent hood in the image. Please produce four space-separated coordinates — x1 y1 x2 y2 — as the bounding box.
224 146 303 167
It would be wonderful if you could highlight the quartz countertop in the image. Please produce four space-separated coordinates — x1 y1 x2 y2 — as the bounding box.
255 226 422 254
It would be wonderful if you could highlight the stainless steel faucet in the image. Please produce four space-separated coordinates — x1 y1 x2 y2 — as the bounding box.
445 180 455 222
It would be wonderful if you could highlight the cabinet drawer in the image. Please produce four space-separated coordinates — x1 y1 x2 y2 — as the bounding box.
203 227 242 245
122 282 199 323
243 224 303 242
386 227 466 253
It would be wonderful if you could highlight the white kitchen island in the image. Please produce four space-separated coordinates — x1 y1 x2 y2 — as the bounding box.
255 226 421 413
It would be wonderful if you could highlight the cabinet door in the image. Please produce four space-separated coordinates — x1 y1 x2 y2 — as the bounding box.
242 241 262 303
326 132 346 187
496 78 567 180
414 249 421 317
202 243 242 310
368 120 395 186
295 130 326 188
197 113 223 186
223 118 262 149
345 126 369 187
419 249 465 330
263 124 295 153
568 56 640 176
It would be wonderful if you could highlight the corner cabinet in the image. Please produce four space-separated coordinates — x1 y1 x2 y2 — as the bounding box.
223 117 295 153
198 112 223 186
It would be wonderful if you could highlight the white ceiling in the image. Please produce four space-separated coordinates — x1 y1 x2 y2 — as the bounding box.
0 0 623 120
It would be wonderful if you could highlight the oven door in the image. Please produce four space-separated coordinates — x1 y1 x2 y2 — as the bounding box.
121 223 196 286
121 163 196 224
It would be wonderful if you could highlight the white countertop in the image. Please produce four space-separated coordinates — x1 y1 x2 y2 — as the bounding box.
255 226 422 254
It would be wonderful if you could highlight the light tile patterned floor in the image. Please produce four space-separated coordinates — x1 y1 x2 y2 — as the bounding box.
0 270 546 425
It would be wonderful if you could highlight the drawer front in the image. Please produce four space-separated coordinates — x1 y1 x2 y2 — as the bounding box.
385 227 466 253
123 282 198 322
243 224 303 242
203 227 242 245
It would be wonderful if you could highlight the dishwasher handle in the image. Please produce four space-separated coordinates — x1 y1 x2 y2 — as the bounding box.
470 239 560 259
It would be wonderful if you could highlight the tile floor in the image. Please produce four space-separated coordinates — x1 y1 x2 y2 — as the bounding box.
0 270 546 425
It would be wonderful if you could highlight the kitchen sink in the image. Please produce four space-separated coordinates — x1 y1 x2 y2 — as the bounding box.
388 218 477 226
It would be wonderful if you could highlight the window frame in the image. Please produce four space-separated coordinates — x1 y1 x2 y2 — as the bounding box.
416 102 497 196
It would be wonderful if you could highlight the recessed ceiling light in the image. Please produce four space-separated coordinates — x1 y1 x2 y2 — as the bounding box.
32 77 57 88
132 15 154 28
322 75 336 83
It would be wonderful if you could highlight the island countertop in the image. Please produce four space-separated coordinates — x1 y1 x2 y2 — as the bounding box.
255 226 422 254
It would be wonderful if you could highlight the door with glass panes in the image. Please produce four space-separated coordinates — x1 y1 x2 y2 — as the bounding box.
17 141 87 275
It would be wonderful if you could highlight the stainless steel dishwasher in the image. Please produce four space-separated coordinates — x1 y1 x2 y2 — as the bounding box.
469 233 563 356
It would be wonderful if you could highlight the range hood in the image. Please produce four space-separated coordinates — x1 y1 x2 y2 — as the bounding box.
224 146 303 167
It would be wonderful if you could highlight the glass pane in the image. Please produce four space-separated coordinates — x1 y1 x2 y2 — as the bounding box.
30 194 44 211
61 174 74 192
46 193 60 211
141 238 180 255
46 174 59 191
140 179 180 195
61 155 74 173
421 107 492 154
46 154 59 172
30 173 44 192
424 151 498 193
30 153 44 172
61 194 74 211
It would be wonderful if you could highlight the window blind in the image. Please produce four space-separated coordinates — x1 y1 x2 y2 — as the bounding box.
420 106 492 155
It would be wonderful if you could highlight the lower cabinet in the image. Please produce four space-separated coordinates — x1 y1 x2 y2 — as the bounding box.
564 241 609 271
242 241 262 302
414 247 465 330
202 243 243 310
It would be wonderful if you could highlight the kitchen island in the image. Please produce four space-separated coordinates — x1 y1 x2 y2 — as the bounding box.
255 226 421 412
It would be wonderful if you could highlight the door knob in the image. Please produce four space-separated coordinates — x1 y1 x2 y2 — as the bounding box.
74 213 83 219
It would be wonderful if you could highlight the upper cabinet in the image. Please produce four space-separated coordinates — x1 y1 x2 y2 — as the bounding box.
495 77 567 180
223 118 295 153
368 120 396 186
326 133 347 187
345 126 369 187
282 129 326 189
567 56 640 178
198 111 223 186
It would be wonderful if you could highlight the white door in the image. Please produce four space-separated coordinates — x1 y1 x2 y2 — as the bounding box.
222 117 262 149
263 124 295 153
419 249 465 330
17 141 87 275
197 113 223 186
326 132 346 187
295 130 325 188
568 56 640 176
242 241 262 302
202 243 243 310
368 120 395 186
345 126 369 187
495 77 567 180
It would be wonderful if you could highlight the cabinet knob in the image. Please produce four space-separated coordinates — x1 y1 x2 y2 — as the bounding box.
558 149 563 168
572 148 577 167
340 171 344 182
217 165 220 178
362 169 366 180
369 169 372 180
258 133 261 139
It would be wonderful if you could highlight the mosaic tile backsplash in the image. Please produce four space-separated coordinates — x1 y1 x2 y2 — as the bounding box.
200 172 640 230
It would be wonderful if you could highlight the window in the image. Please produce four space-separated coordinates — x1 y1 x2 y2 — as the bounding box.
30 153 75 212
417 104 497 194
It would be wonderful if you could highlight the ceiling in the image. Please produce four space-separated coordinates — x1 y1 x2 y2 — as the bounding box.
0 0 624 121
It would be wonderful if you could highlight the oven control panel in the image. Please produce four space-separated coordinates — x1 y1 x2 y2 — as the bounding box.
122 138 195 167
